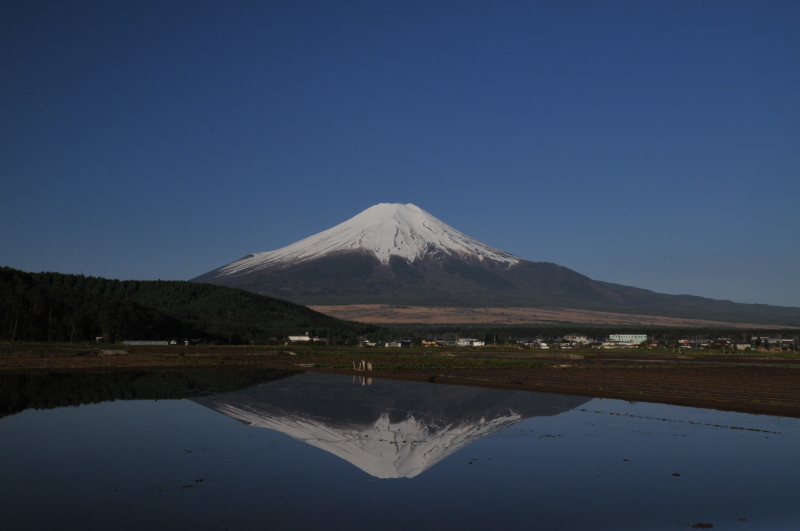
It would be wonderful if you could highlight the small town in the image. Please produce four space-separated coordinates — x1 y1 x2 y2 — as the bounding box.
283 331 800 352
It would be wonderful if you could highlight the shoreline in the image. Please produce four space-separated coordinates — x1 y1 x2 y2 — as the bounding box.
3 346 800 419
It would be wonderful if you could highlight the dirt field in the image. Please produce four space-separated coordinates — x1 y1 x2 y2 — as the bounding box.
3 346 800 418
310 304 794 328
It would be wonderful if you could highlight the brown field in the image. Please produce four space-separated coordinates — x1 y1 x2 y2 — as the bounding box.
311 304 794 328
4 346 800 418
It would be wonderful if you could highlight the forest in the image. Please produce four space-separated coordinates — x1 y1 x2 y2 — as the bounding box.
0 267 374 343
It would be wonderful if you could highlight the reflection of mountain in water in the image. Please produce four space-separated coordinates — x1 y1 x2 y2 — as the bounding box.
194 373 590 479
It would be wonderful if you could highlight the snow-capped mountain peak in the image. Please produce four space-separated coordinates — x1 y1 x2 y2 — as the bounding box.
215 203 519 276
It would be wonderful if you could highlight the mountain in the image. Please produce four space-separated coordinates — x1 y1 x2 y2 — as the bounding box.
193 203 800 327
208 203 520 274
0 266 373 343
193 372 590 478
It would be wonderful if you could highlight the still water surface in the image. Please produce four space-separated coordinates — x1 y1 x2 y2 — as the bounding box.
1 370 799 530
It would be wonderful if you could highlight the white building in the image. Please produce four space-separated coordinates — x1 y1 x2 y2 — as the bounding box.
288 333 319 342
564 334 588 344
457 338 481 347
609 334 647 344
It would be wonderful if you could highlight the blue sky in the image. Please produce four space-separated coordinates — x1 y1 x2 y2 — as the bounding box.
1 1 798 307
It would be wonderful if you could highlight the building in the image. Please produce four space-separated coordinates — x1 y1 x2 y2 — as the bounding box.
456 338 483 347
526 340 549 350
373 340 412 347
564 334 588 344
752 337 798 349
609 334 647 344
288 332 320 342
386 340 411 348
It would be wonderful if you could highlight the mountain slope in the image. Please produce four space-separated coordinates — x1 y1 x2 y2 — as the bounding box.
0 266 374 343
1 266 187 343
32 270 372 335
193 204 800 327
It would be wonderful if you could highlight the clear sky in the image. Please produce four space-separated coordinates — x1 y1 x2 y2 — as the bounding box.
1 1 798 307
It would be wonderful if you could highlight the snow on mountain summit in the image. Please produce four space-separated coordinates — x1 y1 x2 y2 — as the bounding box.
216 203 519 276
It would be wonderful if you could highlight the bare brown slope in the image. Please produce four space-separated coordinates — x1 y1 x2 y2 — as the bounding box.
310 305 797 329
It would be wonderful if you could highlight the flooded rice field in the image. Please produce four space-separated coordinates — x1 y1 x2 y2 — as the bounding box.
1 369 799 530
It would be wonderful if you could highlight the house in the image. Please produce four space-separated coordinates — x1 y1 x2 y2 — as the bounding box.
386 340 411 347
564 334 588 344
526 340 549 350
456 338 482 347
288 332 321 342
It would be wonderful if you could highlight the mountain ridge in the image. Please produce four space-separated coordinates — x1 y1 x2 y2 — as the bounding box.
193 204 800 327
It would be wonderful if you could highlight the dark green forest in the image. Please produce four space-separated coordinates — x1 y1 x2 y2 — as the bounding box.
0 267 375 343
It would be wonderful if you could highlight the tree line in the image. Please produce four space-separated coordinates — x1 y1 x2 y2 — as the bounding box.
0 267 375 343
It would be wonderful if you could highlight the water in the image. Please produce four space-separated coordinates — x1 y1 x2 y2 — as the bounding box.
1 370 799 530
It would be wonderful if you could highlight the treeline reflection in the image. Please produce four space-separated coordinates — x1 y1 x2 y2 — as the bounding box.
0 368 299 418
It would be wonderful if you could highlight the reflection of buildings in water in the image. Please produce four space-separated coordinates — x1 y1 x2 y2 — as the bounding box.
193 373 589 479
